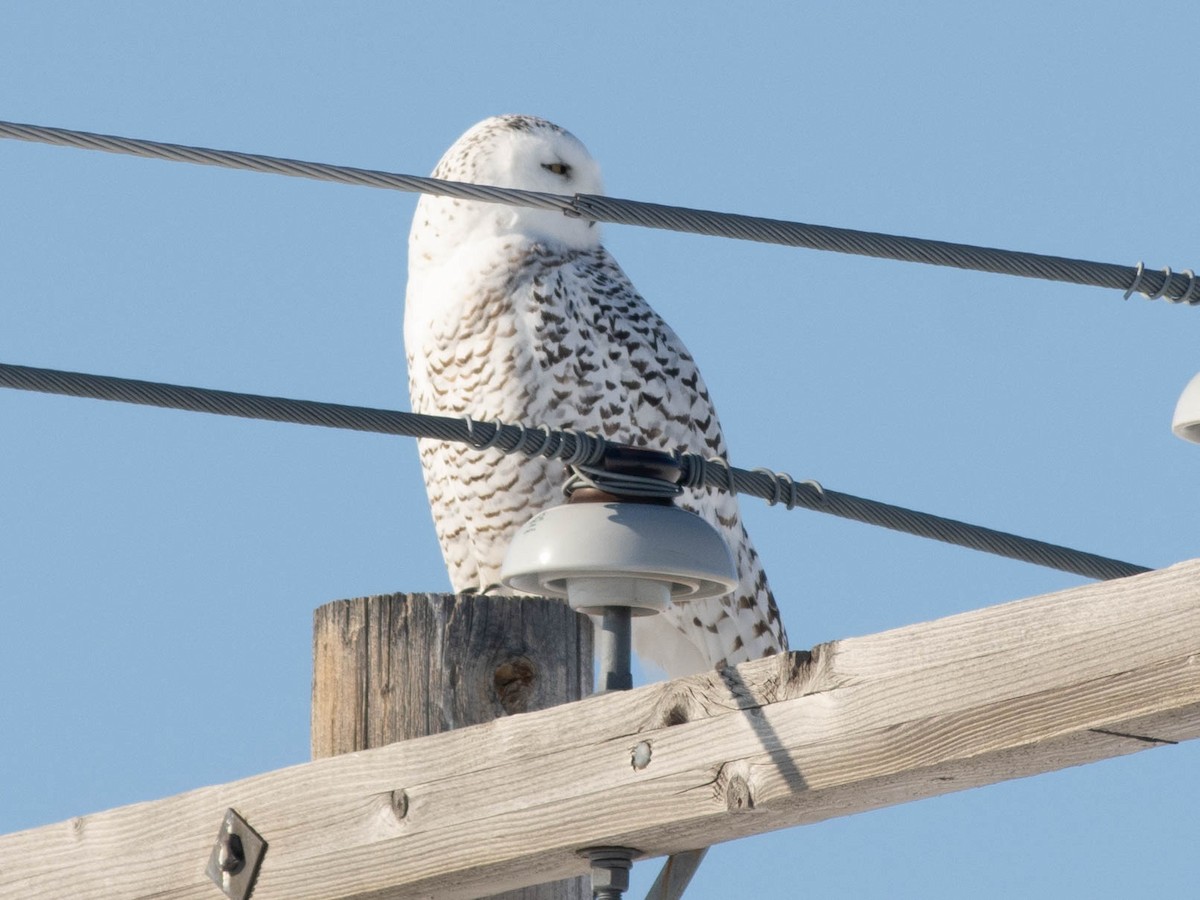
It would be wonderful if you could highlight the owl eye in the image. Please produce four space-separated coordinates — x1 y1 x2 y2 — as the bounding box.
541 162 571 177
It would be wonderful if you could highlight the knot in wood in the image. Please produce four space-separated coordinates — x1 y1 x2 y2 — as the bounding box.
663 704 690 726
646 686 700 730
493 656 538 715
390 789 409 821
725 774 754 811
712 761 756 812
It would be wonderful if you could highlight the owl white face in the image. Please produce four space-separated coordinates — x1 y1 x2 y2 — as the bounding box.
421 115 605 252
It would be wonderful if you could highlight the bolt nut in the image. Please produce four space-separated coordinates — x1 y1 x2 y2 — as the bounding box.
579 846 637 894
218 832 245 874
590 863 631 893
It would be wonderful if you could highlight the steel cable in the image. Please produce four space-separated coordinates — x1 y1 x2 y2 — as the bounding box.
1 119 1195 304
0 362 1149 582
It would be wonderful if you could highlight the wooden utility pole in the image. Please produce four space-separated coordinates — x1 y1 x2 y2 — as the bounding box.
312 592 594 900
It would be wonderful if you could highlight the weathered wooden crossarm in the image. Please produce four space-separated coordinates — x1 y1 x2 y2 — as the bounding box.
4 560 1199 899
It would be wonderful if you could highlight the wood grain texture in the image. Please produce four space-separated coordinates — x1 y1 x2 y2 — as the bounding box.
312 592 594 753
4 560 1199 900
311 592 594 900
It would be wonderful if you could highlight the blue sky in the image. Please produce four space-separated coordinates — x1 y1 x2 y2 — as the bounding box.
1 3 1197 897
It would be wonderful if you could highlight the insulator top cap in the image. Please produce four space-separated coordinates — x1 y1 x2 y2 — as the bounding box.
500 502 737 611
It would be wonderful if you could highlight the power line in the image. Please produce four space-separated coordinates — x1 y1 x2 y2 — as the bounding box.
1 119 1195 305
0 361 1150 582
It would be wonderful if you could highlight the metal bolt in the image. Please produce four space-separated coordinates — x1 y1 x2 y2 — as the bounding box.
579 846 637 899
217 830 245 875
598 606 633 692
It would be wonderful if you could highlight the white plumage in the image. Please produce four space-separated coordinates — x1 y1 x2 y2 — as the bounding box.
405 115 786 676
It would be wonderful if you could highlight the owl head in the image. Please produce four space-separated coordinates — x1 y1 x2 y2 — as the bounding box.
414 115 605 252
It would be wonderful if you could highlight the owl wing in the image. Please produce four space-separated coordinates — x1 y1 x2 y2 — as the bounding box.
407 241 786 675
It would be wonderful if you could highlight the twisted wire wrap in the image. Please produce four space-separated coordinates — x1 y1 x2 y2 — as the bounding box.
563 465 683 500
751 467 825 510
0 363 1144 582
674 453 1146 581
1123 262 1146 300
1176 270 1198 305
1 120 1195 304
464 416 506 451
1146 267 1171 301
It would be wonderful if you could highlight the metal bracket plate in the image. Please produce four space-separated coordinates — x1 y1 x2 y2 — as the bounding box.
205 808 267 900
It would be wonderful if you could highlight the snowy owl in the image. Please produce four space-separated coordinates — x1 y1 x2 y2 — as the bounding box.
405 114 786 677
